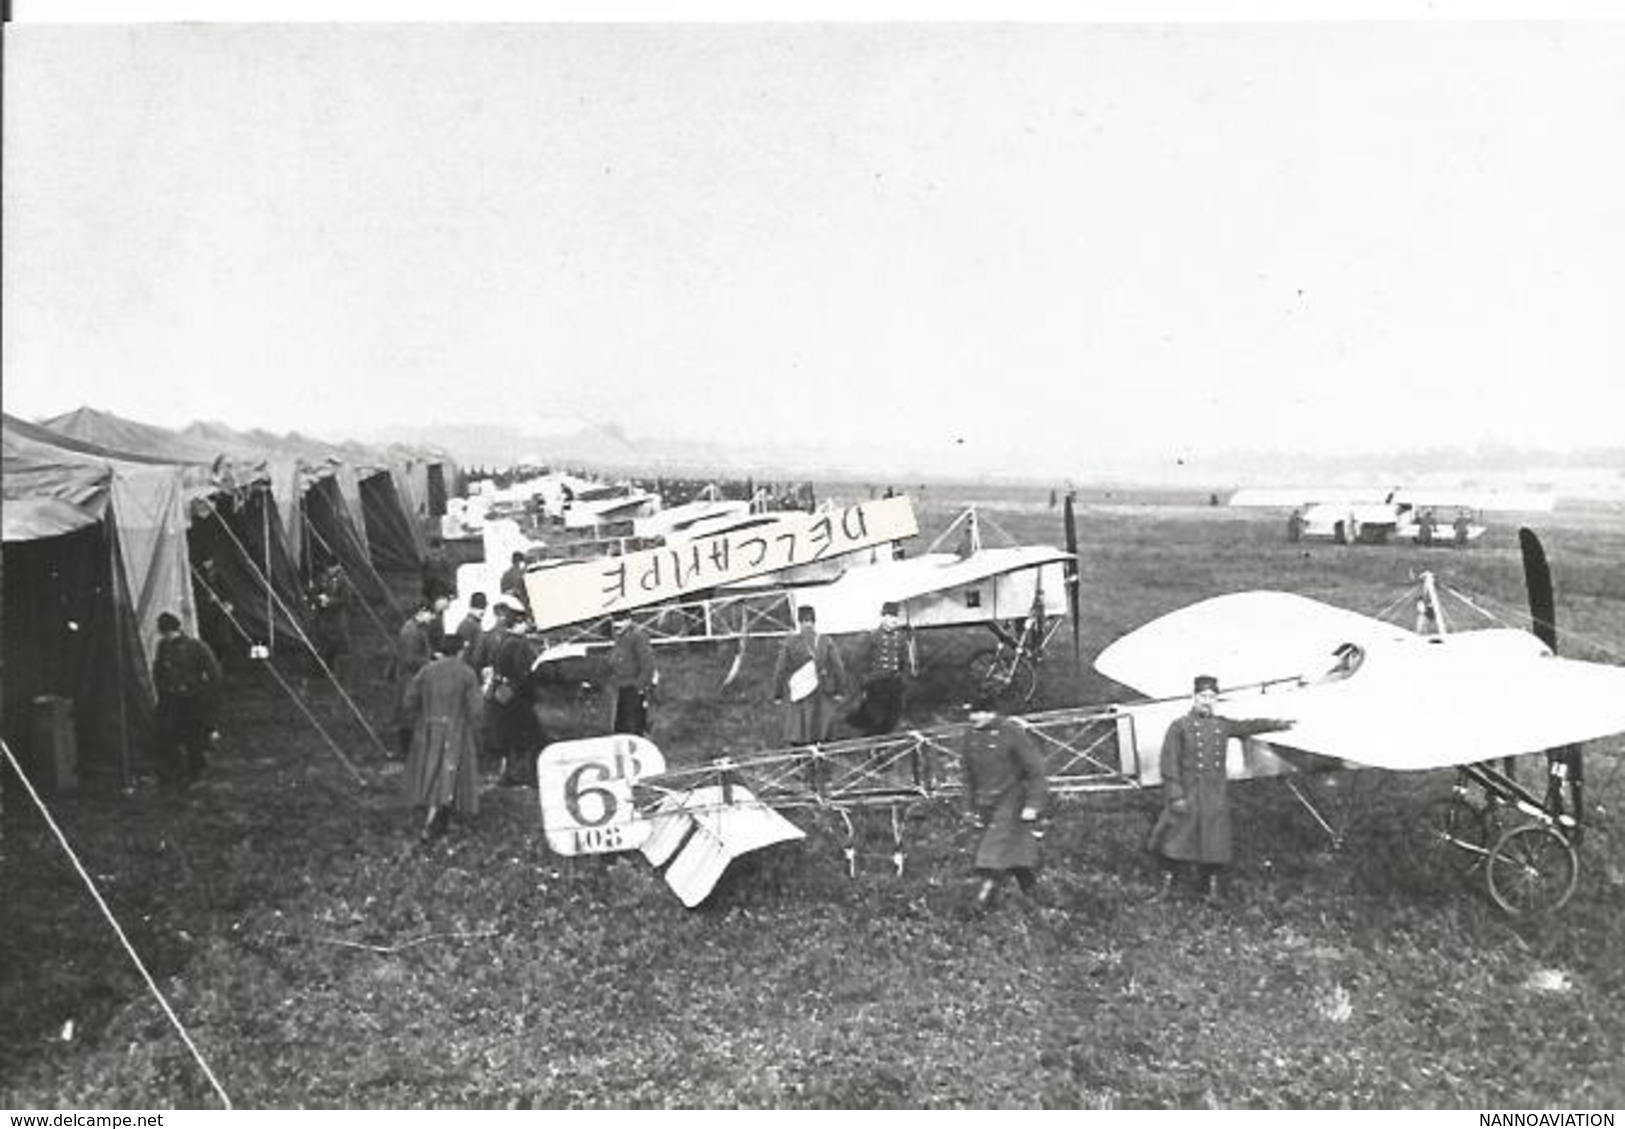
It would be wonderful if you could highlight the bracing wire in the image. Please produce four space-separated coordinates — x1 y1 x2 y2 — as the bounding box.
190 566 369 787
192 560 388 760
1368 583 1421 626
301 516 395 647
0 739 234 1109
1442 582 1625 664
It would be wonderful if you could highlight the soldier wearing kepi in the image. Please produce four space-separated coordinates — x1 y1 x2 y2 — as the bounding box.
308 562 350 676
844 601 915 737
606 610 659 736
403 632 483 842
152 611 224 790
486 595 542 785
1150 674 1294 903
961 695 1050 911
771 605 847 745
390 601 436 758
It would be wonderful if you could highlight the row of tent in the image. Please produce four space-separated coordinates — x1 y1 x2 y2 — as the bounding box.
2 407 461 789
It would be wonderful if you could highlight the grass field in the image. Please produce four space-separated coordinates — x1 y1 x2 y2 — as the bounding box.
3 490 1624 1109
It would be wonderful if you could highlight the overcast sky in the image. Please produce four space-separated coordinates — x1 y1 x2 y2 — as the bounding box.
5 12 1623 476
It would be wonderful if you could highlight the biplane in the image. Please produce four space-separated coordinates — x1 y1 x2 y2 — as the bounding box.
523 497 1084 707
536 529 1625 915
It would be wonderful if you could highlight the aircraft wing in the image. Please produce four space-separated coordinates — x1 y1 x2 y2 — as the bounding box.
881 546 1072 601
1232 632 1625 771
1095 591 1414 697
1097 591 1625 771
589 494 653 519
792 546 1072 634
636 499 752 540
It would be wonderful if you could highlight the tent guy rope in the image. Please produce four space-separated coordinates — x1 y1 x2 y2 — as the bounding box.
0 738 234 1109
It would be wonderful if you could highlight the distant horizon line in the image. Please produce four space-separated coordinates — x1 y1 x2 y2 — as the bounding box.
15 403 1624 492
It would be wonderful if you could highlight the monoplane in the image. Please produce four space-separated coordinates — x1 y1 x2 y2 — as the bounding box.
1231 488 1499 546
536 529 1625 915
524 496 1084 706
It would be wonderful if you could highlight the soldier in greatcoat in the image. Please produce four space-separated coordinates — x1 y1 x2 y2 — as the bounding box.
487 596 543 785
390 602 435 757
962 698 1050 910
606 611 659 736
402 633 484 841
1150 674 1294 902
771 606 847 745
308 563 351 676
152 611 224 789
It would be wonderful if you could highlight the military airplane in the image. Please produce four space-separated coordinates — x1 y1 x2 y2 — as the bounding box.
523 496 1083 707
1229 487 1516 546
536 529 1625 915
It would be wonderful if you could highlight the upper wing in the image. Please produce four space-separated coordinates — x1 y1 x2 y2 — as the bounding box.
1095 591 1413 698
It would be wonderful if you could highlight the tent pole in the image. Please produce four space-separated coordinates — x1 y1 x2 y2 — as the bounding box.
106 513 134 791
201 508 329 672
192 546 390 761
190 567 369 786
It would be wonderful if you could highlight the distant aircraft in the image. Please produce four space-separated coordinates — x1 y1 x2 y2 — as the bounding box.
1284 496 1486 546
560 482 659 532
631 483 757 542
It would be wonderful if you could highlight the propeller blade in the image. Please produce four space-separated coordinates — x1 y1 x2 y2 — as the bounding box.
1519 527 1557 652
1064 491 1081 661
1520 526 1586 824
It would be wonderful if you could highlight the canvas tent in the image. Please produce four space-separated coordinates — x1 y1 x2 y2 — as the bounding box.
37 408 316 663
4 407 460 787
52 409 417 617
172 419 436 589
2 414 196 785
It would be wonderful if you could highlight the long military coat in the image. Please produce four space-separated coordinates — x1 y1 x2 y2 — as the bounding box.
402 656 484 817
962 716 1050 872
771 629 848 745
390 617 433 730
1152 710 1287 864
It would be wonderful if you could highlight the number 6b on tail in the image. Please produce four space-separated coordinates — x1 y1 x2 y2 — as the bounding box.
537 735 666 856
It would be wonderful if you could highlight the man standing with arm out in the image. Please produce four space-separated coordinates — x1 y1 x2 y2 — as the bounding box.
1151 674 1294 903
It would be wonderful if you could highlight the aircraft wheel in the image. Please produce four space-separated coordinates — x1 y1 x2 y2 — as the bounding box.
966 648 1038 706
1486 823 1578 917
1405 795 1488 885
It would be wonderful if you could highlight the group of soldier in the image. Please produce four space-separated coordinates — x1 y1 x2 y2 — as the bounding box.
151 545 1293 906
